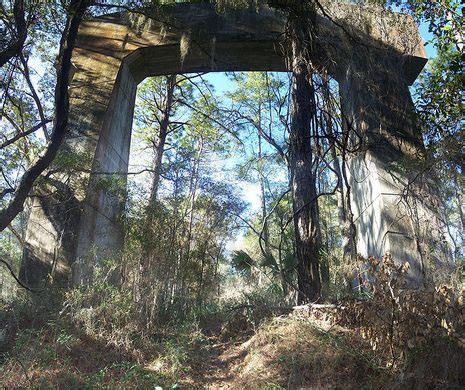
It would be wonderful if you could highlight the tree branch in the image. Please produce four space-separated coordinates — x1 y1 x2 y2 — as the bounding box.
0 119 52 149
0 0 90 232
0 0 27 68
0 259 34 292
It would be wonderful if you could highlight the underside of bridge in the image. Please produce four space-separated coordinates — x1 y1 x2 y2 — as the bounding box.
19 2 450 288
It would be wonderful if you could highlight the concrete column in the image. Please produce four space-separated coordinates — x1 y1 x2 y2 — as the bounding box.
73 63 137 285
20 42 122 287
338 54 451 285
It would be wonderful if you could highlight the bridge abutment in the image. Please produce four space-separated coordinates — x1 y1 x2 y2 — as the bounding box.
19 3 448 288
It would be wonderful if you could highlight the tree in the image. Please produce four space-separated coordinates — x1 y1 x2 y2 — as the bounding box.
0 0 91 232
319 75 359 289
226 72 289 255
415 46 464 260
394 0 464 260
127 72 243 324
284 0 323 303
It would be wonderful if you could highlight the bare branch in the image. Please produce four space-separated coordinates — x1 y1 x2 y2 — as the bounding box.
18 53 50 140
0 119 52 149
0 259 34 292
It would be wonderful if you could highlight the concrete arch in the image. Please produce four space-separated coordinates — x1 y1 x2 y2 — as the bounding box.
22 2 448 287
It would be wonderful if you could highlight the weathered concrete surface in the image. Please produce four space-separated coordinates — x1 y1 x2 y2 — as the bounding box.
20 183 80 287
21 2 441 287
73 62 137 284
338 47 451 285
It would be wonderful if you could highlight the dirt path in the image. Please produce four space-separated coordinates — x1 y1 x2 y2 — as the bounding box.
189 338 248 389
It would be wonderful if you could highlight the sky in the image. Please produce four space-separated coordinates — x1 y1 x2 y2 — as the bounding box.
420 25 436 58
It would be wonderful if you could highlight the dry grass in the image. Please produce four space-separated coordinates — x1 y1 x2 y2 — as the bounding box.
2 313 463 389
232 315 387 389
1 283 463 388
225 311 464 389
0 318 170 388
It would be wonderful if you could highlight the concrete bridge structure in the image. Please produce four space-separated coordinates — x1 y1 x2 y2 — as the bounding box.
19 2 449 287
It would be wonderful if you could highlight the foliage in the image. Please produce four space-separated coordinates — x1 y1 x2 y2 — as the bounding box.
1 314 172 388
219 286 289 337
398 0 464 53
64 281 138 348
122 73 248 328
394 0 464 259
0 270 289 388
338 254 464 367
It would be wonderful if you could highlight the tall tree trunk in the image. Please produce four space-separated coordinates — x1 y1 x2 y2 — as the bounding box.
147 75 177 210
184 136 204 267
139 75 176 319
197 243 207 307
277 211 289 296
0 0 27 68
287 9 321 304
213 243 222 298
179 136 204 312
257 124 270 253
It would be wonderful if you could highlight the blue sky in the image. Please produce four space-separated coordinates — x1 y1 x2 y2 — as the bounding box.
419 23 436 59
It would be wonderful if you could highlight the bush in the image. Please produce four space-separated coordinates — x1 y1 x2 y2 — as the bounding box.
219 286 290 338
338 254 464 368
63 281 139 350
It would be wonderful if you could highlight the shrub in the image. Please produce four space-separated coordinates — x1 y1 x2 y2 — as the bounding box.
338 254 464 367
63 281 139 350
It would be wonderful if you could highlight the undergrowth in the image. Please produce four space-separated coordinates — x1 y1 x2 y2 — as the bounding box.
0 278 283 387
1 255 463 388
235 316 388 388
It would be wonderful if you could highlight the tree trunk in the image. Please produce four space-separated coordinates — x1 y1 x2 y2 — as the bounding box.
147 75 177 209
277 211 289 296
287 11 321 304
184 136 204 267
138 75 176 319
257 125 270 253
178 136 204 313
0 0 27 68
